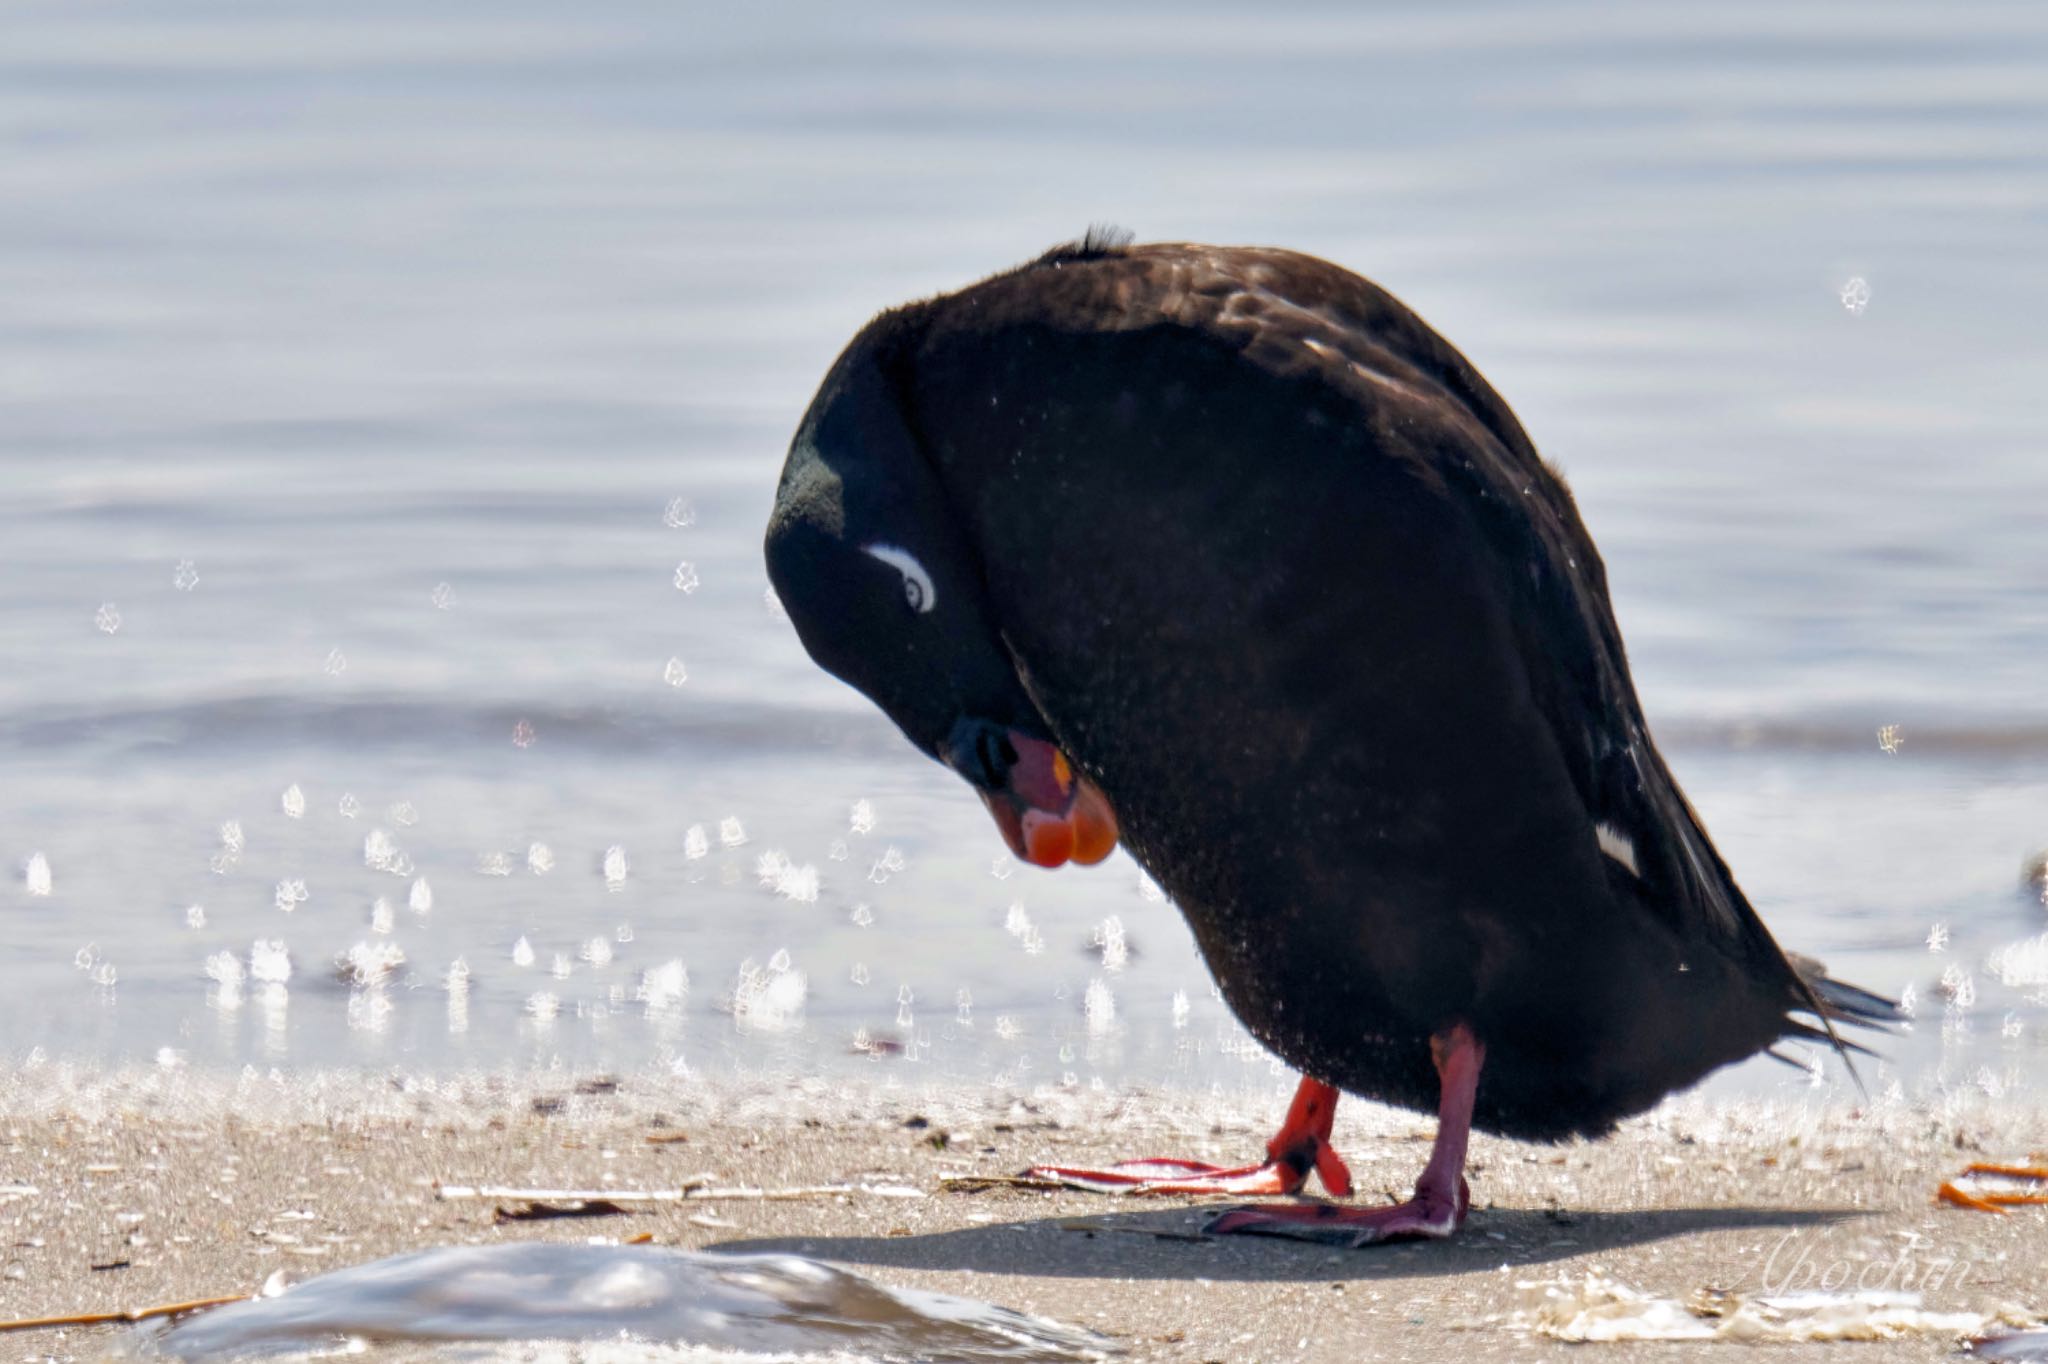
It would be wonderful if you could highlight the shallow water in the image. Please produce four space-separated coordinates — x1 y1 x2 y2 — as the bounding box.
2 1 2046 1105
130 1245 1106 1363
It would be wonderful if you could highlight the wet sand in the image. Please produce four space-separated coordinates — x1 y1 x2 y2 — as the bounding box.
1 1068 2042 1362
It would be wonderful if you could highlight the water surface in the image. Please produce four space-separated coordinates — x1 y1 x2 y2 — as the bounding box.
2 0 2045 1104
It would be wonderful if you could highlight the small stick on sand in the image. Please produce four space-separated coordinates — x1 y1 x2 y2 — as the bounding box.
438 1181 924 1203
0 1294 250 1334
939 1173 1070 1193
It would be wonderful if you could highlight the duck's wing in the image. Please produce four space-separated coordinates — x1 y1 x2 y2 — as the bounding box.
970 239 1894 1049
1114 244 1893 1048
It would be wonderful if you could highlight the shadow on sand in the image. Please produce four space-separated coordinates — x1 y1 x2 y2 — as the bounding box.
712 1201 1861 1284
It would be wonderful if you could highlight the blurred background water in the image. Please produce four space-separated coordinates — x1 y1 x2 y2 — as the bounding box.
2 0 2044 1106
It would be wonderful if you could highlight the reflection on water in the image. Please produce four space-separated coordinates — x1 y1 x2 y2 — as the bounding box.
1 1 2045 1102
134 1245 1108 1362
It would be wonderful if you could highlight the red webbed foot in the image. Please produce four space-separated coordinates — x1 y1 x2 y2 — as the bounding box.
1207 1023 1484 1248
1027 1076 1352 1197
1207 1175 1470 1246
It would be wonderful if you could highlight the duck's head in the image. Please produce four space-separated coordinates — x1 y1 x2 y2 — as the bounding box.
765 319 1116 869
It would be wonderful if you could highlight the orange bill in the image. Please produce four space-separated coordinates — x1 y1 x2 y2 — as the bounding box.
976 731 1119 869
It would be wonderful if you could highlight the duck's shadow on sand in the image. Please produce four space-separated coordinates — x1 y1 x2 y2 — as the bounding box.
712 1203 1857 1283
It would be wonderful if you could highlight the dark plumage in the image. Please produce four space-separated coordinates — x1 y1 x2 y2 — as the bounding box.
767 238 1891 1239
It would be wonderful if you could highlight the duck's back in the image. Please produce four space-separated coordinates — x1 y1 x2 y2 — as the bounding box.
877 241 1815 1137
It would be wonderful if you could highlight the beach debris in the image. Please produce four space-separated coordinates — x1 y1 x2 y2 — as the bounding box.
438 1181 924 1204
23 852 52 896
1500 1270 2029 1343
141 1244 1107 1361
940 1173 1070 1193
0 1293 250 1335
1937 1162 2048 1214
492 1199 634 1224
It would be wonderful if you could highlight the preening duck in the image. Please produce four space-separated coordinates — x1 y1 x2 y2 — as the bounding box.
765 233 1894 1244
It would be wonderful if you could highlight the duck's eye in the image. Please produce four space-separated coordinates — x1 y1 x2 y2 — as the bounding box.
861 543 936 615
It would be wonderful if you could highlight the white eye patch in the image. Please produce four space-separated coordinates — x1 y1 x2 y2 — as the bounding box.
862 542 936 614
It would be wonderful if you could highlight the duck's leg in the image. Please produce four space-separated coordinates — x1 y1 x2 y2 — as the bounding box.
1027 1074 1353 1196
1206 1023 1484 1246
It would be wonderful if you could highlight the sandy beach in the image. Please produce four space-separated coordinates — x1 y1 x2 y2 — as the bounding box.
0 1066 2041 1361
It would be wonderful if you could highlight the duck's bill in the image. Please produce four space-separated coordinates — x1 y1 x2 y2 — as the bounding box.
973 732 1118 869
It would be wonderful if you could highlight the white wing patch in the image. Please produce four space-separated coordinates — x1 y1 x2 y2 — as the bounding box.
862 543 936 614
1595 822 1640 878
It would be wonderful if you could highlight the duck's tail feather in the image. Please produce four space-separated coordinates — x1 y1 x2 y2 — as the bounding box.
1776 952 1902 1096
1780 1018 1882 1058
1784 951 1904 1031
